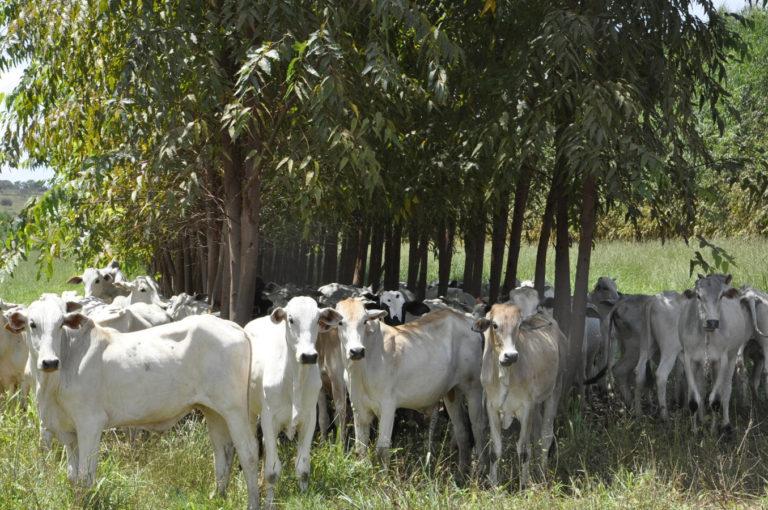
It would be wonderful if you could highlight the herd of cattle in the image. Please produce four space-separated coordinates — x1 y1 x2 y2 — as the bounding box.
1 260 768 508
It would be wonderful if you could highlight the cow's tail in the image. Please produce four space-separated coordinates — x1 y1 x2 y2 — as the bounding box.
584 364 608 385
746 293 767 338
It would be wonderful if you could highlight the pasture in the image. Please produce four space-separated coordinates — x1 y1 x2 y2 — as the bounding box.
2 238 768 509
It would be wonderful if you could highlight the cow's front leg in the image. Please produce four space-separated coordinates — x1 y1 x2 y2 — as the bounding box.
718 352 740 436
352 408 372 457
487 404 503 487
295 405 317 492
60 431 78 484
260 411 281 508
682 353 703 432
75 421 104 488
517 404 533 490
375 401 396 467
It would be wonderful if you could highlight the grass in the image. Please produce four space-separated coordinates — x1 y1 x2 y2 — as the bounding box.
2 238 768 508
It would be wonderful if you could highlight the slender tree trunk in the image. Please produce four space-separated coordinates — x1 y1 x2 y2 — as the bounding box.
307 241 317 287
368 226 384 291
233 140 262 326
416 232 429 300
206 215 219 297
322 229 339 283
222 132 243 320
338 229 356 284
383 222 402 290
211 221 228 308
462 231 475 291
352 225 369 286
406 223 420 290
437 221 455 296
552 145 571 340
469 229 485 297
502 163 533 296
534 176 557 297
489 191 510 303
181 232 192 293
220 238 231 320
570 173 598 390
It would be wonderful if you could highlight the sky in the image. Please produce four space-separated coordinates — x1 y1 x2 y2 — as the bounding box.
0 0 757 181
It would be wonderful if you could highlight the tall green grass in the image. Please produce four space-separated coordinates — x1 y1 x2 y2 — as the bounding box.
2 239 768 508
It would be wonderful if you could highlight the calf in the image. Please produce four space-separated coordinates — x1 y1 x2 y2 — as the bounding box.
679 274 756 433
244 297 342 506
474 304 563 488
5 295 260 509
334 298 486 471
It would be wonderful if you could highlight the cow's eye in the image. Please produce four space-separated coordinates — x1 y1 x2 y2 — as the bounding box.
492 323 499 330
338 320 343 325
30 321 36 329
95 279 100 284
288 317 294 325
140 288 146 292
104 275 111 281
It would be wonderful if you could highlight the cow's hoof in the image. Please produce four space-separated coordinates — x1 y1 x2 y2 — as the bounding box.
688 399 698 413
709 396 721 413
298 472 309 492
719 424 734 440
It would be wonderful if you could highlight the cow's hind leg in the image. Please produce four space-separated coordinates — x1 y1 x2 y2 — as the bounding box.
683 355 704 432
443 389 471 475
655 350 679 421
464 384 488 472
295 405 317 492
201 409 235 498
219 409 260 510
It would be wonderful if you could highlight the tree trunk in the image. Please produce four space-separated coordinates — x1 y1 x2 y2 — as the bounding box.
220 237 231 320
322 230 339 283
211 221 228 308
181 233 192 293
222 131 243 321
502 163 533 296
416 232 429 300
307 242 317 287
437 221 454 296
469 229 485 297
233 139 262 326
552 156 571 342
206 215 219 297
570 173 598 390
384 222 402 290
368 226 384 291
462 231 475 291
352 225 369 286
488 191 510 303
534 176 557 297
338 229 356 284
406 223 420 290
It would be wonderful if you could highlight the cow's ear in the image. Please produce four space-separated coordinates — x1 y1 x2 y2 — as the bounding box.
725 274 733 285
723 287 740 299
270 307 287 324
404 301 430 316
67 275 83 284
542 297 555 309
365 309 388 322
108 260 120 270
65 301 83 313
63 312 90 330
521 315 551 331
599 299 616 307
112 281 132 291
683 289 696 299
697 273 705 280
318 308 342 331
473 318 491 333
4 310 27 334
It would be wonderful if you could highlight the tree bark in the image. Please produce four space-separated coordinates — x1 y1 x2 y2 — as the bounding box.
552 153 571 343
469 228 485 297
462 231 475 291
406 223 420 290
338 229 356 285
220 234 231 320
570 173 598 390
222 131 243 321
322 229 339 283
416 232 429 300
233 139 262 326
352 225 369 286
368 226 384 291
206 214 219 297
488 191 510 303
437 221 455 296
383 222 402 290
503 163 533 296
534 176 557 298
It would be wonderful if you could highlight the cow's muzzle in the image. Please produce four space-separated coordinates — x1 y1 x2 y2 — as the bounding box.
348 347 365 360
41 359 60 372
705 319 720 331
499 352 519 366
299 352 318 364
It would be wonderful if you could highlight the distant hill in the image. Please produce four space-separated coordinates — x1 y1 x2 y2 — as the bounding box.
0 180 47 215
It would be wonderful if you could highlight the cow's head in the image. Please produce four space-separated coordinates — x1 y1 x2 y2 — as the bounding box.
335 297 387 361
590 276 620 305
507 287 540 319
379 291 407 324
474 303 526 367
67 261 127 300
270 296 341 365
685 274 739 331
114 275 167 307
4 294 91 373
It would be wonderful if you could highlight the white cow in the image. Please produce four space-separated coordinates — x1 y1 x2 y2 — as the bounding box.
679 274 756 434
166 292 212 321
4 294 260 509
334 298 486 471
0 300 30 401
66 260 128 302
112 275 169 307
473 304 563 488
243 297 342 507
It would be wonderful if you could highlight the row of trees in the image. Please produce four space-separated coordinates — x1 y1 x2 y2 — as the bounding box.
1 1 765 391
